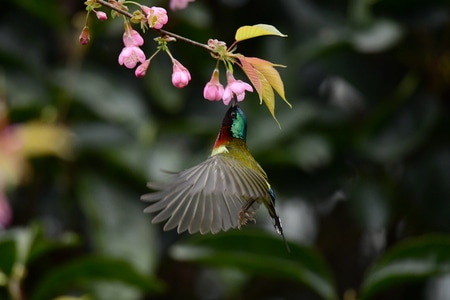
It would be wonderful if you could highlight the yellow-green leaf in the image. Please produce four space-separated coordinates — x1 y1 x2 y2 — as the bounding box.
256 69 280 127
245 57 292 108
238 56 263 101
235 24 287 42
238 56 284 126
253 68 274 106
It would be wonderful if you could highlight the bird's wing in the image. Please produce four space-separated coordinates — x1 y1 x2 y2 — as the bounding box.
141 155 269 234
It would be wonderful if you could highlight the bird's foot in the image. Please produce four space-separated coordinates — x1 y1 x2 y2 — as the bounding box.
238 210 256 229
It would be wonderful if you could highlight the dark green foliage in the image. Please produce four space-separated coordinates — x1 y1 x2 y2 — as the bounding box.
1 0 450 299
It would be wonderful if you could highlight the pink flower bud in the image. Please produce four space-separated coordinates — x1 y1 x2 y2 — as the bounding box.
96 11 108 21
207 39 227 50
171 59 191 88
135 59 151 78
79 26 90 45
146 6 168 29
222 70 253 105
170 0 195 11
203 69 224 101
123 29 144 47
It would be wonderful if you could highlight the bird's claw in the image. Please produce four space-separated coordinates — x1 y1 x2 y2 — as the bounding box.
238 210 256 229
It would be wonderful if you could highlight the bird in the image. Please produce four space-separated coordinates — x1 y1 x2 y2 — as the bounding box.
141 103 289 250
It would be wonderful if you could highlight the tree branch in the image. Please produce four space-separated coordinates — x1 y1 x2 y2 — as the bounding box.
95 0 212 52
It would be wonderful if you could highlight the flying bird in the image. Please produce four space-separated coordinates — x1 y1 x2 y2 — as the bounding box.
141 103 288 250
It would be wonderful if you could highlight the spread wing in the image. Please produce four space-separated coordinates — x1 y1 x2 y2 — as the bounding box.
141 155 270 234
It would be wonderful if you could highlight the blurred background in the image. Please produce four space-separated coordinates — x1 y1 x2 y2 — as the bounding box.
1 0 450 299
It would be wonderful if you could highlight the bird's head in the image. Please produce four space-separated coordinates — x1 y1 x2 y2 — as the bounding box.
213 104 247 151
222 104 247 140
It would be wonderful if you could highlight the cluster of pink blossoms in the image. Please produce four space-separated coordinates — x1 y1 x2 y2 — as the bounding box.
115 6 192 88
114 7 187 89
117 6 168 70
203 69 253 105
82 0 254 105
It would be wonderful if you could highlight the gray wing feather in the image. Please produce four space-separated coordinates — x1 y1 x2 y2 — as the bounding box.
141 155 267 234
201 191 213 234
177 192 199 233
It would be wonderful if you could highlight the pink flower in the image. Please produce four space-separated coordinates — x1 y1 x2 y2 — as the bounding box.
222 70 253 105
79 26 90 45
135 59 151 78
171 59 191 88
203 69 224 101
95 11 107 21
119 29 146 69
144 6 168 29
170 0 195 11
118 46 146 69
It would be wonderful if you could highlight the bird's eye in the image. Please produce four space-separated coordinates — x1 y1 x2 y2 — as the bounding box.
230 111 236 118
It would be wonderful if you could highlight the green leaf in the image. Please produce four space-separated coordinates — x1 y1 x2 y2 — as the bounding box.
360 234 450 300
235 24 287 42
5 226 35 265
30 256 165 300
0 223 77 267
0 239 16 276
79 173 159 298
171 230 338 300
79 174 158 272
72 70 148 132
28 228 80 264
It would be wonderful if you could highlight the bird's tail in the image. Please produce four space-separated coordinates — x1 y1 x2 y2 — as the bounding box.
268 189 290 253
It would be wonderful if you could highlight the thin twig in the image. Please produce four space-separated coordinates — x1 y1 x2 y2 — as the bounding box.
95 0 212 52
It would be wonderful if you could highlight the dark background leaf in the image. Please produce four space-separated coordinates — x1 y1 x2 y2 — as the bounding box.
361 235 450 300
30 256 164 300
1 0 450 299
171 230 337 300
